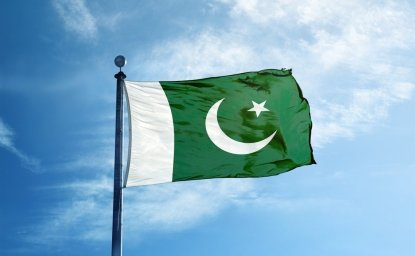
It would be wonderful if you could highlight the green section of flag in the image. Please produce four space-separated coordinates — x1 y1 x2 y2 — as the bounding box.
160 69 315 182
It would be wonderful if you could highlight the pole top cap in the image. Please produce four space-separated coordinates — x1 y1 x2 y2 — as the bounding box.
114 55 126 69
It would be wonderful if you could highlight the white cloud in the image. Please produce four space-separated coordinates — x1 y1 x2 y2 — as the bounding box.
123 179 254 234
27 175 347 247
311 85 413 146
0 118 13 148
59 148 114 171
26 177 255 246
0 118 41 173
218 0 297 24
300 1 415 70
52 0 97 40
26 181 112 248
55 113 118 173
137 31 258 80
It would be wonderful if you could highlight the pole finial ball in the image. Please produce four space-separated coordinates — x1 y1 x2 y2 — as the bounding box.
114 55 126 68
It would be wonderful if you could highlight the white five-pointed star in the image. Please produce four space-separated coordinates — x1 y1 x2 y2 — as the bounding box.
248 100 269 117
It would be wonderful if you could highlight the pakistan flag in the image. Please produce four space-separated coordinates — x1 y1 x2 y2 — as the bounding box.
123 69 315 187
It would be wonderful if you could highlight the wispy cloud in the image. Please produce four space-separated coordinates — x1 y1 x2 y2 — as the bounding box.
0 118 41 173
26 174 346 248
137 31 258 80
55 113 116 173
123 179 254 234
52 0 97 40
26 177 255 247
312 82 414 146
25 177 113 247
136 0 415 147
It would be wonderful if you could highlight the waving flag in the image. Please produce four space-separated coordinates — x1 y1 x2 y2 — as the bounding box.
124 69 314 187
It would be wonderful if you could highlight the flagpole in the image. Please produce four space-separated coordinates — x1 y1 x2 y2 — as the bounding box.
112 55 126 256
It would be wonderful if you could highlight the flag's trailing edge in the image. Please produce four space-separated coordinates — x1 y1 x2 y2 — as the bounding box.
123 69 315 187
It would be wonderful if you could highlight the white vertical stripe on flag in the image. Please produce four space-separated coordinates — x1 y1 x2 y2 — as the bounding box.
124 81 174 187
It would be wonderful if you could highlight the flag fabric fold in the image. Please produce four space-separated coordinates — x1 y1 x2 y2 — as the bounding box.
123 69 314 187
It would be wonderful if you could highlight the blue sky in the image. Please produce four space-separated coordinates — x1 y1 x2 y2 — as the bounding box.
1 0 415 255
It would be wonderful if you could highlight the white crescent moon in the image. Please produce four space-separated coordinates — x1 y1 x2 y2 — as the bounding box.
205 98 277 155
